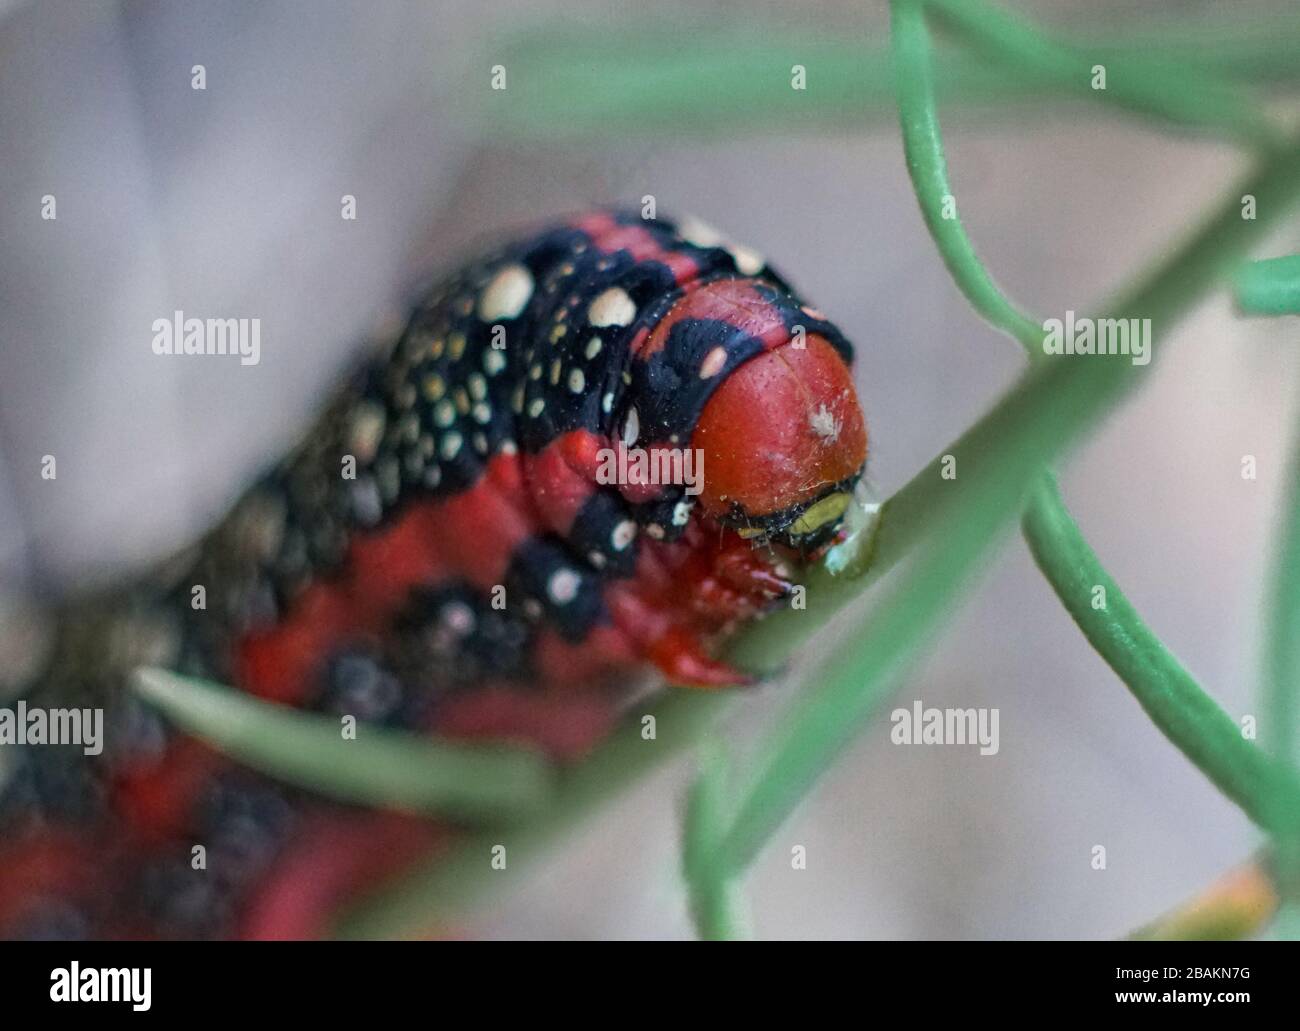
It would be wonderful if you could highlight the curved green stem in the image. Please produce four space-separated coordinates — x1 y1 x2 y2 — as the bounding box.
1022 480 1300 832
893 0 1041 353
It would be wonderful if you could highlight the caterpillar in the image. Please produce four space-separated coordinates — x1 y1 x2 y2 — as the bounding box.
0 209 868 939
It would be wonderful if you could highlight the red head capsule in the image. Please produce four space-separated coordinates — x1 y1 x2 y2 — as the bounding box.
693 331 867 551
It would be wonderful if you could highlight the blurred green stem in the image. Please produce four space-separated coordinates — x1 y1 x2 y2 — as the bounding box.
1263 372 1300 918
489 13 1300 139
1235 255 1300 316
683 741 747 940
334 692 732 937
133 668 553 822
925 0 1284 150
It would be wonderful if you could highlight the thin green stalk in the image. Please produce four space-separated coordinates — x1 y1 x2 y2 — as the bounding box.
1235 255 1300 316
132 669 554 821
892 0 1041 353
486 14 1300 140
925 0 1285 151
683 741 747 940
1263 375 1300 918
334 691 732 938
1022 479 1300 832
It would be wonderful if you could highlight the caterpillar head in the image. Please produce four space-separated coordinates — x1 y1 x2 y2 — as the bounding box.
692 330 867 554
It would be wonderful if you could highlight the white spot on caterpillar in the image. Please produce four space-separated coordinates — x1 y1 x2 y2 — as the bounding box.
602 391 615 414
472 402 492 424
585 336 603 359
728 244 764 276
699 346 728 379
672 500 694 526
568 368 586 394
809 403 842 442
347 402 386 463
621 406 640 446
483 349 507 376
678 215 763 274
611 519 637 550
477 263 534 322
443 601 476 635
588 287 636 328
677 215 724 248
434 400 456 428
548 568 581 605
440 431 463 460
528 398 546 418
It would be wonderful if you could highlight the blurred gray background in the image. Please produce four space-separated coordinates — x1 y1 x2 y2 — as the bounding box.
1 0 1297 938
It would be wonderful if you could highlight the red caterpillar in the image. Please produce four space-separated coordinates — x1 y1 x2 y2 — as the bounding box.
0 210 867 939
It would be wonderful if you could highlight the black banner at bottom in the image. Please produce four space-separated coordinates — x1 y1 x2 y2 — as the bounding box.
0 941 1289 1018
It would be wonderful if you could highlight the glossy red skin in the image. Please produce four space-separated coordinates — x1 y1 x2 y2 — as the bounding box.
693 334 868 519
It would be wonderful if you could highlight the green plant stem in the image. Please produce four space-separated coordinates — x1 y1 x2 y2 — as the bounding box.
683 741 747 940
1022 480 1300 832
892 0 1041 353
925 0 1284 150
333 691 732 938
132 668 554 822
486 14 1300 139
1235 255 1300 316
1263 377 1300 911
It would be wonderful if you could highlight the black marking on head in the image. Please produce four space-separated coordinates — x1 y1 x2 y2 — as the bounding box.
627 316 766 446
